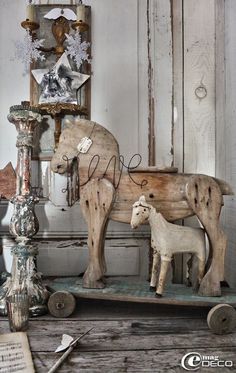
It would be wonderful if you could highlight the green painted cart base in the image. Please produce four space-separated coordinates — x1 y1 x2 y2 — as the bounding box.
47 276 236 307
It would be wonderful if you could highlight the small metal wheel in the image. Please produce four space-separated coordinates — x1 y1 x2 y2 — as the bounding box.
48 291 76 318
207 304 236 334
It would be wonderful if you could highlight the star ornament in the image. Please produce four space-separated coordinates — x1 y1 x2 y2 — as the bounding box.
31 53 90 104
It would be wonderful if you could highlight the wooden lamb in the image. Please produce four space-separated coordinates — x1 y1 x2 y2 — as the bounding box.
131 196 206 297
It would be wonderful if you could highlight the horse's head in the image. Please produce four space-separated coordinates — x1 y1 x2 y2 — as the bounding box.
51 118 91 174
51 117 120 175
131 195 151 229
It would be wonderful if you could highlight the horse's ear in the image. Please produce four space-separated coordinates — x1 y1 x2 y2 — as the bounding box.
63 119 73 129
139 195 146 203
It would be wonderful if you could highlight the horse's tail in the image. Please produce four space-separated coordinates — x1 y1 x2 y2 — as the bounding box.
215 178 234 195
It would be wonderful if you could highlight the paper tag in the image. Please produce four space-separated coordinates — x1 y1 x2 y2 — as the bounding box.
77 137 93 153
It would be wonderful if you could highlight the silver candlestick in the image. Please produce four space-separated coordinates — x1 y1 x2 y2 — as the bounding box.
0 103 49 316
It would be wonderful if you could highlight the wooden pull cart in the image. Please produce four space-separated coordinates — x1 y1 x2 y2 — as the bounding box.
47 277 236 335
48 118 236 336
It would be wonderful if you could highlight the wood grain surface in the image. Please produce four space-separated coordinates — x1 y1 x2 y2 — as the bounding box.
0 298 235 372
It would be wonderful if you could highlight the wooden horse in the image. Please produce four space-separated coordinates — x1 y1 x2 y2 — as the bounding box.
51 118 233 296
131 196 206 296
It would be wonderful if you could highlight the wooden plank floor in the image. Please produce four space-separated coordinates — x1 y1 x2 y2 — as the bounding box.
0 299 236 372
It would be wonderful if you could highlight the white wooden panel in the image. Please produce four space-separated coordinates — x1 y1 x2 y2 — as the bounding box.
137 0 149 166
2 237 149 277
148 0 173 167
183 0 216 175
215 0 226 184
172 0 183 172
223 0 236 287
0 201 149 238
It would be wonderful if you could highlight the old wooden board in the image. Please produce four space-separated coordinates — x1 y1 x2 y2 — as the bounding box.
47 277 236 308
29 350 236 373
0 298 236 372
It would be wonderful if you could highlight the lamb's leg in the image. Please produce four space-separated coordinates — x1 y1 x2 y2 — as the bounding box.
156 258 171 297
191 256 205 292
150 249 160 291
186 254 193 287
198 258 205 284
80 178 115 289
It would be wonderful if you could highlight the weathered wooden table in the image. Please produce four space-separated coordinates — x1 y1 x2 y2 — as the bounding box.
0 296 236 372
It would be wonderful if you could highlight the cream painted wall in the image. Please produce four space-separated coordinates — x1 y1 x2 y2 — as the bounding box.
0 1 29 169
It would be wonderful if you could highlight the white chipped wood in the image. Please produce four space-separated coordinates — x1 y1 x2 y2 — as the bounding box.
148 0 173 167
137 0 149 166
2 237 149 278
223 0 236 288
171 0 184 283
172 0 184 173
131 196 206 296
183 0 216 176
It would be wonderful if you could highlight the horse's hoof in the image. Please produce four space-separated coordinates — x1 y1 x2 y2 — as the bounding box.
192 283 200 292
83 279 105 289
102 276 107 284
149 286 156 292
155 293 162 298
186 280 192 287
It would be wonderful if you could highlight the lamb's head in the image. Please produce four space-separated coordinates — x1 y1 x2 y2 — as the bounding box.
131 195 151 229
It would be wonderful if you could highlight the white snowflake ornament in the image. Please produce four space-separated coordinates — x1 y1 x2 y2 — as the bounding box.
65 30 90 70
15 29 45 74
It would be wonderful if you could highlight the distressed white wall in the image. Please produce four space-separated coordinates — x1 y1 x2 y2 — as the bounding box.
0 1 29 169
183 0 216 176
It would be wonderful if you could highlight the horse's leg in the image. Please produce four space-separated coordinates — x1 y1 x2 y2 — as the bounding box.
150 249 160 291
186 175 226 296
80 178 115 289
156 257 171 297
100 220 109 283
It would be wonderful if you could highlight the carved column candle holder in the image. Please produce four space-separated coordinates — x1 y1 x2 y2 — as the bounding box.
0 103 48 316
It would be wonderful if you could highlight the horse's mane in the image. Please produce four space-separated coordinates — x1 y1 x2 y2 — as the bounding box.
64 118 120 154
